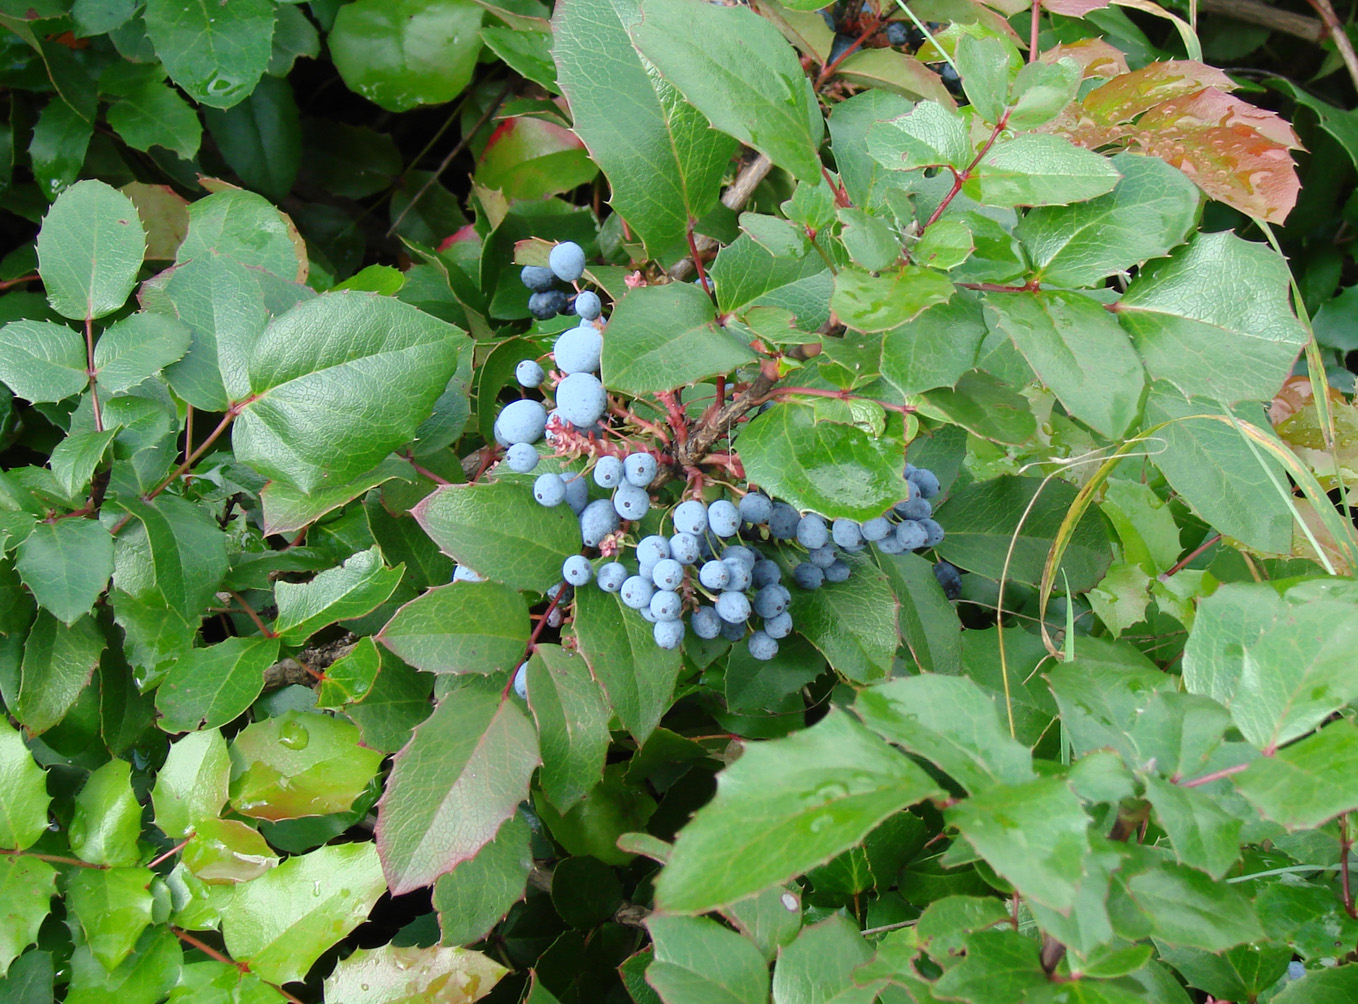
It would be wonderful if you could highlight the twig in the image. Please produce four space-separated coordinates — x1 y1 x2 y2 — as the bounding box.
1304 0 1358 95
1158 533 1221 582
228 590 277 639
668 154 775 281
1178 761 1253 788
171 929 307 1004
1342 814 1357 918
387 80 515 238
0 849 106 868
148 834 194 869
1198 0 1323 44
85 316 102 433
1030 0 1041 61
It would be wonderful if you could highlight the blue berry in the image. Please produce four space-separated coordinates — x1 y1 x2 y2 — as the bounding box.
613 482 650 520
673 499 709 536
934 560 962 600
808 544 837 568
824 560 851 583
720 617 747 642
516 359 545 388
651 558 685 591
597 562 628 592
639 604 658 624
563 554 593 585
669 533 701 565
624 452 658 487
769 503 800 539
722 545 757 568
698 560 730 590
919 518 945 548
793 563 824 590
653 618 685 649
534 473 567 507
748 630 778 661
549 241 586 282
637 535 670 565
896 496 932 521
520 265 556 291
593 455 623 488
832 519 862 549
564 474 590 515
908 467 941 499
752 560 781 588
752 584 788 619
556 372 607 427
738 492 772 524
797 514 829 549
707 499 740 537
579 499 619 547
452 565 484 583
763 611 793 639
529 289 568 319
861 516 892 541
884 19 909 46
494 399 548 446
723 560 752 592
650 590 683 621
620 575 654 610
574 290 602 320
554 325 603 374
505 442 539 473
513 661 529 698
716 591 751 624
691 606 722 639
876 532 906 555
895 520 927 551
546 582 571 602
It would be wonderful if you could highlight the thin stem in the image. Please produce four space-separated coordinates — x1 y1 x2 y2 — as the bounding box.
816 15 883 88
183 405 193 466
1158 533 1221 582
763 385 915 416
170 929 307 1004
0 849 106 868
148 834 194 869
85 315 103 433
1029 0 1041 61
0 273 40 291
504 587 567 699
1304 0 1358 95
923 114 1009 230
228 590 277 639
144 399 254 503
1341 814 1356 918
401 450 454 486
1178 761 1252 788
686 227 711 293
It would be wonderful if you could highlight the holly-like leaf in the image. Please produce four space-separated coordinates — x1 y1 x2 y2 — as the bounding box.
175 188 307 281
831 266 956 333
92 313 192 395
105 76 202 161
115 495 228 620
0 719 49 851
866 101 972 170
790 553 899 684
142 0 275 110
220 842 386 985
273 546 404 644
1233 720 1358 830
36 180 146 321
0 856 56 977
234 292 464 493
64 867 154 972
432 812 533 947
15 519 113 625
50 430 117 499
14 612 106 736
631 0 825 182
0 320 88 403
324 944 507 1004
855 675 1034 793
1142 775 1242 879
151 728 230 839
181 817 278 884
934 930 1051 1002
316 636 383 708
378 581 528 675
655 709 940 913
771 914 875 1004
647 915 770 1004
229 711 384 822
1117 231 1306 404
1116 853 1264 950
414 481 581 593
69 759 142 867
966 133 1122 207
526 644 610 811
155 636 282 733
376 687 539 895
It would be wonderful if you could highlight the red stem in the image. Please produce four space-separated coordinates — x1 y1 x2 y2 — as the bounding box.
504 586 567 699
923 114 1010 230
1178 761 1253 788
816 15 882 87
1159 534 1222 582
0 848 106 868
1029 0 1041 61
762 385 916 416
0 273 39 291
228 590 277 639
85 315 103 433
402 450 454 486
1342 815 1356 919
170 929 307 1004
148 834 194 869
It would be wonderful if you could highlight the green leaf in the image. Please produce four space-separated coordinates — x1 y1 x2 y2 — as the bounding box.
724 884 803 962
155 636 282 733
0 320 87 403
918 369 1038 445
1233 720 1358 830
525 645 610 811
330 0 484 113
181 817 278 884
1182 582 1358 750
828 89 915 211
273 546 404 644
708 234 831 331
866 101 972 171
655 709 940 913
229 711 383 822
1116 854 1264 950
50 430 116 498
912 218 974 271
647 915 770 1004
202 76 301 203
855 675 1034 793
376 687 539 894
601 283 756 394
15 519 112 625
737 405 905 521
934 930 1050 1002
152 728 230 839
0 857 55 977
65 867 154 971
316 636 383 708
37 180 146 321
772 915 874 1004
630 0 825 182
831 267 955 333
948 776 1094 912
878 295 987 398
30 97 92 202
1046 645 1173 760
983 289 1145 438
105 77 202 160
324 944 507 1003
724 634 825 716
789 553 899 684
220 842 386 985
1005 57 1082 131
15 612 106 735
70 759 142 866
344 647 435 754
176 189 306 281
1272 965 1358 1003
378 581 528 675
1142 775 1242 879
143 0 275 109
1017 153 1199 288
115 495 228 619
475 116 598 201
0 718 49 850
64 926 181 1004
235 292 464 493
262 457 409 536
432 812 533 946
1142 383 1292 553
1117 231 1307 404
572 587 683 744
158 256 261 410
935 476 1111 591
0 949 53 1004
965 134 1122 207
413 481 582 592
881 552 961 674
